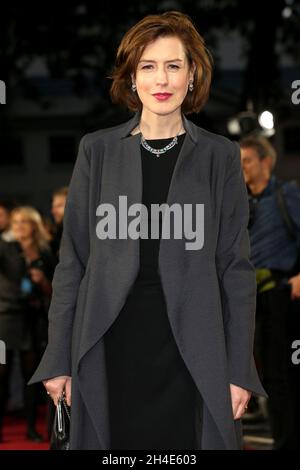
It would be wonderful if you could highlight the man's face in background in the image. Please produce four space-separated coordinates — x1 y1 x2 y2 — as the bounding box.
0 206 11 232
51 195 67 225
240 147 271 186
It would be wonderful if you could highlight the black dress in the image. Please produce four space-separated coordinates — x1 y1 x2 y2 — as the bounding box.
103 133 202 450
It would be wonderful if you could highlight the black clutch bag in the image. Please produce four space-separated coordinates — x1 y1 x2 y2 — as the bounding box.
50 395 71 450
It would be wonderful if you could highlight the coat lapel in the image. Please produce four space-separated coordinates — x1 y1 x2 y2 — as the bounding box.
118 111 199 278
76 112 200 368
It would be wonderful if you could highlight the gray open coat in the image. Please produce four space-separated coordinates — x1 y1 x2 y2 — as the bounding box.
29 112 266 450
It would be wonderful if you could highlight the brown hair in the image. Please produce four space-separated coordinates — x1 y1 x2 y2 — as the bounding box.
109 11 213 114
239 136 277 169
52 186 69 199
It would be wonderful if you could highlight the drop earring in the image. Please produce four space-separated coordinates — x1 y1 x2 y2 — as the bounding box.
131 82 137 92
189 81 194 92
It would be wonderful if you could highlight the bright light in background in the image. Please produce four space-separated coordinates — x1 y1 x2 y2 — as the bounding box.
227 110 276 137
227 118 241 135
282 0 294 18
282 6 293 18
258 111 274 130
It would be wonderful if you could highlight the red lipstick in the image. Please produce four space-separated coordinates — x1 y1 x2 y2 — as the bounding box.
152 93 172 101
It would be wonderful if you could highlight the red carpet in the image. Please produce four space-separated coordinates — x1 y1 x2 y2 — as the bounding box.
0 406 49 450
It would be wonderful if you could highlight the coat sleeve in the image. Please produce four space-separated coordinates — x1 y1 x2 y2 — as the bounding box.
28 135 90 384
215 141 267 397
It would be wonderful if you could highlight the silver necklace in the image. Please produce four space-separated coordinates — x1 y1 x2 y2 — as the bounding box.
139 125 184 157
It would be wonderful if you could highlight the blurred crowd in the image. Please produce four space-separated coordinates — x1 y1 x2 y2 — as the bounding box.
0 187 68 442
0 135 300 449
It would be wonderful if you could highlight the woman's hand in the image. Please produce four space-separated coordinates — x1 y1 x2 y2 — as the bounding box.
43 376 72 406
29 268 52 296
29 267 46 284
230 383 251 420
288 273 300 300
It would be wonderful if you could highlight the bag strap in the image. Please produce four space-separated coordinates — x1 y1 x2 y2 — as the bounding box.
57 396 71 420
275 182 300 275
275 184 298 242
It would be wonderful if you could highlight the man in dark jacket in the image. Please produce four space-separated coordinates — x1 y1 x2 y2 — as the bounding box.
240 135 300 450
0 199 16 242
50 187 68 261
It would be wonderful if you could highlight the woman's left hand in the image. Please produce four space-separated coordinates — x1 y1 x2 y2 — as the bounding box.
230 383 251 420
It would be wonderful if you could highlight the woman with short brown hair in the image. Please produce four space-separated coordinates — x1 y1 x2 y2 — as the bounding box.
110 10 212 115
30 11 265 450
